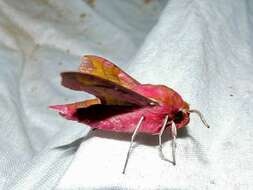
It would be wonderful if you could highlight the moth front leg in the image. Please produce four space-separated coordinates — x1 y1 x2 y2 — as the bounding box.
171 121 177 165
158 116 177 165
122 116 144 174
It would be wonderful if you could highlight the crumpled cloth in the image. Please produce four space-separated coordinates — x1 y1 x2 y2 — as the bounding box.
0 0 252 189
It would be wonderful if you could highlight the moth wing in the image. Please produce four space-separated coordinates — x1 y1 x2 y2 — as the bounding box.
49 98 101 112
79 55 140 89
61 72 156 106
49 98 102 119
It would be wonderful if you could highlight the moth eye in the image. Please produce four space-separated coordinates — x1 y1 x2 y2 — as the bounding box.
174 111 184 123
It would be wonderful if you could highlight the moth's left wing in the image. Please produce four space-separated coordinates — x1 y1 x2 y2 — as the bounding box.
61 71 156 106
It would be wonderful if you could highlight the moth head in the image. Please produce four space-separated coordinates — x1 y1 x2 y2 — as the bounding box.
172 100 210 129
173 108 190 129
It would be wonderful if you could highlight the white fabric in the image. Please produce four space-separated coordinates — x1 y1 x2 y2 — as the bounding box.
0 0 253 189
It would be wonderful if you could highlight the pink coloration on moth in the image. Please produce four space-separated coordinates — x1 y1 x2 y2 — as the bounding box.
50 55 209 173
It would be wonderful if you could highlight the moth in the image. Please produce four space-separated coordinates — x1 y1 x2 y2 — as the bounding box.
50 55 209 173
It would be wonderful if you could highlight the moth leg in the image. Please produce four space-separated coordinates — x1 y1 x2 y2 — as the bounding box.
158 115 173 163
171 121 177 165
122 116 144 174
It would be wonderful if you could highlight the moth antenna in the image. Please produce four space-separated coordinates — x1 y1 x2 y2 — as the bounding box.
159 115 175 164
189 109 210 128
122 116 144 174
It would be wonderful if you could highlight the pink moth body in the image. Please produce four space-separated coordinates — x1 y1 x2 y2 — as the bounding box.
50 55 190 134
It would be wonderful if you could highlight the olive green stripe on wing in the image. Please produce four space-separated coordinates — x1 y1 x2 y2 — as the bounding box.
79 55 140 89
